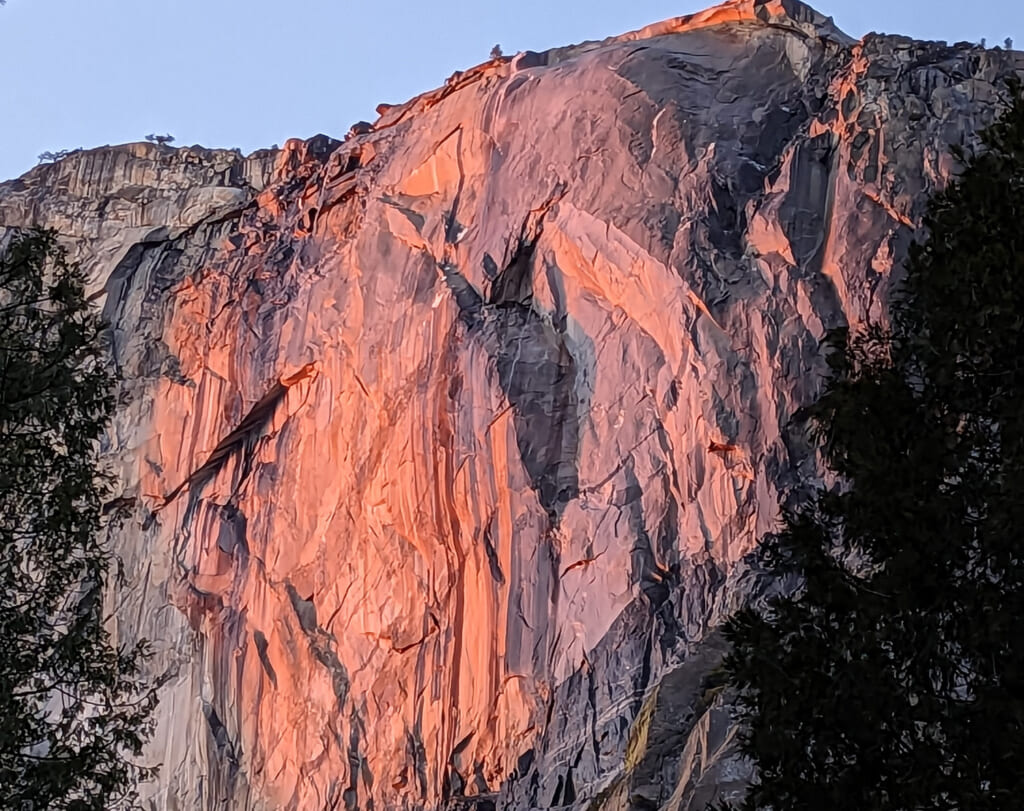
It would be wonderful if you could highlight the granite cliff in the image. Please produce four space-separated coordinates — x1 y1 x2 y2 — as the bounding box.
1 1 1021 808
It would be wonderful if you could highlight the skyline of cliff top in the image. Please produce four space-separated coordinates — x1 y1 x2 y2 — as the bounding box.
1 0 1021 183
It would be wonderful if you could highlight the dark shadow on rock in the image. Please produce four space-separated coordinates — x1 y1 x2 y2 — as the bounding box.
442 238 580 521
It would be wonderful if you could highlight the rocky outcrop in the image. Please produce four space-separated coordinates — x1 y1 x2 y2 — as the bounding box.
2 1 1021 808
0 142 277 296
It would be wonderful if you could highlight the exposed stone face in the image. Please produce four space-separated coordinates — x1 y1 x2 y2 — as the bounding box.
1 2 1021 809
0 142 277 295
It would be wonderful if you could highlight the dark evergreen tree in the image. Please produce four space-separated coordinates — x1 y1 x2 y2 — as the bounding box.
719 85 1024 810
0 229 155 809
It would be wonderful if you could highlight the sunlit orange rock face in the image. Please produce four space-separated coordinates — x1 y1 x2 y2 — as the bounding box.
2 1 1022 808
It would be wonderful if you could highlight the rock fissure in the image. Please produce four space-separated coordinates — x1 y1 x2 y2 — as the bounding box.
157 363 317 508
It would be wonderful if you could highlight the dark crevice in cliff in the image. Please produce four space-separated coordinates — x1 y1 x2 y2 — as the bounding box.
251 630 278 688
481 521 506 584
441 226 580 520
585 663 602 782
158 364 316 510
494 299 580 520
286 584 351 710
407 717 429 802
161 394 277 508
216 502 249 558
202 700 241 799
344 709 374 811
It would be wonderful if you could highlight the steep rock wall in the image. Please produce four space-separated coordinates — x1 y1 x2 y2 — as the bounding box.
1 1 1021 808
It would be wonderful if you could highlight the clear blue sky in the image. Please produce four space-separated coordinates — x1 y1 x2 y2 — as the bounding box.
0 0 1021 182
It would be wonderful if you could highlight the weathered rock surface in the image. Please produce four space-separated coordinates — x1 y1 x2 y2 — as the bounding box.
2 1 1021 808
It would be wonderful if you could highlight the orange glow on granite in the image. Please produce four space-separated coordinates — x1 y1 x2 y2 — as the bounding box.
2 0 1019 807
